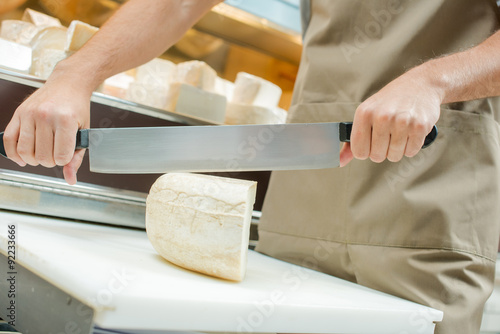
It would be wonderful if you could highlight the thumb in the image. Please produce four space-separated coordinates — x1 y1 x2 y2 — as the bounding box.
339 142 354 167
63 149 86 185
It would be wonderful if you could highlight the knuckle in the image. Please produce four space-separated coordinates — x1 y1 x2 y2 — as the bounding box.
410 119 428 134
374 112 391 124
2 131 15 144
356 104 375 120
394 114 410 128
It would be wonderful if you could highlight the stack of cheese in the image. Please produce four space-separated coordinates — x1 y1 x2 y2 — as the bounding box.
102 59 229 124
225 72 287 125
0 8 99 78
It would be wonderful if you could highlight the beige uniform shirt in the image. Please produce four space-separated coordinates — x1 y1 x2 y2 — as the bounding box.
257 1 500 332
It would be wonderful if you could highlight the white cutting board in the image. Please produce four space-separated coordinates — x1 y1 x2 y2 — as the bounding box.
0 210 442 333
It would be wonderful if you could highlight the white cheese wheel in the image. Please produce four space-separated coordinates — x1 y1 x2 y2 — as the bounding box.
22 8 62 27
33 48 69 79
174 60 217 92
65 20 99 52
0 38 32 73
0 20 39 46
146 173 257 281
225 102 287 125
231 72 282 109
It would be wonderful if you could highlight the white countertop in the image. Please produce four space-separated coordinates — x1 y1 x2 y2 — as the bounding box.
0 210 443 333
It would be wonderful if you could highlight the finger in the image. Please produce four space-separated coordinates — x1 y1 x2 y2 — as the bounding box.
3 118 26 166
54 123 78 166
63 149 86 185
351 109 372 160
405 121 430 157
405 134 425 157
387 123 409 162
35 125 56 168
369 123 390 163
339 142 354 167
16 118 38 166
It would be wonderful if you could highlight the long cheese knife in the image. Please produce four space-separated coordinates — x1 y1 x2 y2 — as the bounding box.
0 122 437 174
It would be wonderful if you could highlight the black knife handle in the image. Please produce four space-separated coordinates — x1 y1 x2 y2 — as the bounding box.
0 132 5 158
339 122 438 149
0 129 90 159
76 129 90 149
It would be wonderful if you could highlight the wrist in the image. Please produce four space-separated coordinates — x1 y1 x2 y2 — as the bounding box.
48 56 105 96
409 61 448 104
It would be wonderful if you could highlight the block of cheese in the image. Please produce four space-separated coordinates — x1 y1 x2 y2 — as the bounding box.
126 82 169 110
135 58 176 90
174 83 227 123
225 102 287 125
30 26 67 76
32 48 69 79
65 20 99 52
231 72 282 109
0 38 32 73
0 20 39 45
22 8 62 27
214 76 234 101
100 72 135 99
174 60 217 92
146 173 257 281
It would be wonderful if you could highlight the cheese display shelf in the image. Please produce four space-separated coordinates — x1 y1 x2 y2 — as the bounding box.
0 209 443 334
0 67 219 127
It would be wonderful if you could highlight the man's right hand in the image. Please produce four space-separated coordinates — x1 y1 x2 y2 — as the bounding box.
3 72 91 185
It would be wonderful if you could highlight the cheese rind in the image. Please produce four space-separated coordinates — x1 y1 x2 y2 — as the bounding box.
146 173 257 281
65 20 99 52
22 8 62 27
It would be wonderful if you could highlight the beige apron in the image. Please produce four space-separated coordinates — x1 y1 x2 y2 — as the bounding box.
256 1 500 333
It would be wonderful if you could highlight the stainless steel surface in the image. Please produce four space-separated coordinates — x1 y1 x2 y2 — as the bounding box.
0 168 147 228
86 123 341 173
195 3 302 65
0 252 94 334
0 67 216 126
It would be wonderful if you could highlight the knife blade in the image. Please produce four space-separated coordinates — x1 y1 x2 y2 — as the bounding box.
0 122 437 174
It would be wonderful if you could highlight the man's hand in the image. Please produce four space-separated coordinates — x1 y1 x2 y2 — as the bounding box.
1 0 222 184
3 72 91 184
339 67 442 167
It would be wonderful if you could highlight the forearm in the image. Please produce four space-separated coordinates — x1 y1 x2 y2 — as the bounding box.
50 0 222 93
416 30 500 104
